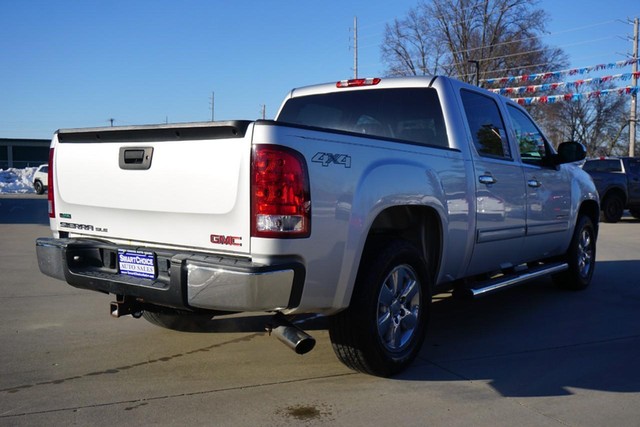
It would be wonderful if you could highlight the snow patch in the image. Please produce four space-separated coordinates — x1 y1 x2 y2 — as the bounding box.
0 167 38 193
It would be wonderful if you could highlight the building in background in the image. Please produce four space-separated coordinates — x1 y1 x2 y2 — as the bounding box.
0 138 50 169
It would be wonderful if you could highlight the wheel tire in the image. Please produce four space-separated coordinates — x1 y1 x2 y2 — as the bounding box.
142 310 217 332
600 193 624 223
629 208 640 220
329 239 431 377
554 215 596 290
34 180 44 195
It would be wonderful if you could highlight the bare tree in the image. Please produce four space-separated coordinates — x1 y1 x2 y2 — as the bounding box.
381 0 567 83
381 8 446 76
532 83 630 156
380 0 634 155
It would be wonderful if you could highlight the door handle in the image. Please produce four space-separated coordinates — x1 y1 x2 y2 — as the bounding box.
479 174 497 185
527 179 541 188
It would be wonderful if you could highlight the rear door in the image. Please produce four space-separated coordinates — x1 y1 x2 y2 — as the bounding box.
460 89 527 275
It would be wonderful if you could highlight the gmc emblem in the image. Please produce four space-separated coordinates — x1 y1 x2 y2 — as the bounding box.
210 234 242 246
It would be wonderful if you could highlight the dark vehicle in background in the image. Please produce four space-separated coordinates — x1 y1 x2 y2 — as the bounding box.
582 157 640 223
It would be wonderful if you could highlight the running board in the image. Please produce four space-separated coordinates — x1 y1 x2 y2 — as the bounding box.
454 262 568 299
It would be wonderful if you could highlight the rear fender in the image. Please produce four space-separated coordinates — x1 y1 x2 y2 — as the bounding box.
332 159 448 310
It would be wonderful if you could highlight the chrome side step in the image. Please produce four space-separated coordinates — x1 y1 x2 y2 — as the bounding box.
454 262 568 299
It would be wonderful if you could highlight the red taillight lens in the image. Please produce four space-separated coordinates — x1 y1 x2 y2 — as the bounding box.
47 147 55 218
251 145 310 238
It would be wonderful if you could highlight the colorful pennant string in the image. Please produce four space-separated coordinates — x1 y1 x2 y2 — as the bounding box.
482 58 639 85
488 72 640 95
512 86 639 105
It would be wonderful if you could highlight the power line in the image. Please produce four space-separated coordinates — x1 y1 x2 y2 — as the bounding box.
366 13 628 73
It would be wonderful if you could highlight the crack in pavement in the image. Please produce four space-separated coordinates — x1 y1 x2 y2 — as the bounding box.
0 333 261 396
0 372 355 419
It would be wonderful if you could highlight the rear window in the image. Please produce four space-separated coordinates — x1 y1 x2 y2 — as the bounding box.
583 159 622 172
277 88 449 148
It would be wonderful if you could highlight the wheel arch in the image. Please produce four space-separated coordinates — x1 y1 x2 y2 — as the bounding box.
579 199 600 238
359 205 442 291
600 186 627 207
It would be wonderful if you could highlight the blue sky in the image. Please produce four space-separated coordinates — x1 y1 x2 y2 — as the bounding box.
1 0 638 139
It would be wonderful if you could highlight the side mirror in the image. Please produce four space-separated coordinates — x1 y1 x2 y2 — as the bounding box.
556 141 586 164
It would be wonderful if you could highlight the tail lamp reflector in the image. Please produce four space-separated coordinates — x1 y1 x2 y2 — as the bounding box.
251 145 310 238
48 147 55 218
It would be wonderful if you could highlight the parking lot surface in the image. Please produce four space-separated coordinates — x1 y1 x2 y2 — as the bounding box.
1 197 639 426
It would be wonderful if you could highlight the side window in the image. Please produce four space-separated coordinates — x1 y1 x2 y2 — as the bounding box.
628 159 640 175
460 89 511 159
507 105 548 166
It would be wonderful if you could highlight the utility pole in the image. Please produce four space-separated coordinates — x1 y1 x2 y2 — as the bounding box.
210 92 215 121
260 104 266 120
630 17 638 157
353 16 358 79
109 118 115 127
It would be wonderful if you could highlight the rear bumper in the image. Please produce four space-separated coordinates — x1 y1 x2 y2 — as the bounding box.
36 237 305 312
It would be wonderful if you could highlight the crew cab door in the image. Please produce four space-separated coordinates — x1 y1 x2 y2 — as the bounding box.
460 89 527 275
506 105 571 259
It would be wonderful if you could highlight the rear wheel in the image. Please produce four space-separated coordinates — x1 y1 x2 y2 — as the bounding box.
600 193 624 223
329 239 431 377
554 215 596 290
142 310 217 332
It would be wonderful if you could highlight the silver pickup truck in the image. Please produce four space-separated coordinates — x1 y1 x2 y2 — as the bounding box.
36 76 599 376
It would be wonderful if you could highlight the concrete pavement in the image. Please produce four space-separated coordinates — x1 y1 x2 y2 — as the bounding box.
1 199 639 426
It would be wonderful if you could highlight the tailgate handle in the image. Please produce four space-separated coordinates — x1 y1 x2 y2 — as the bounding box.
119 147 153 170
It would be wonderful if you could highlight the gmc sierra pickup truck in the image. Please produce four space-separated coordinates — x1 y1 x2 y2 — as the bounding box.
582 157 640 222
37 76 599 376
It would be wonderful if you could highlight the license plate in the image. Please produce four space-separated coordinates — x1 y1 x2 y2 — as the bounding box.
118 249 156 279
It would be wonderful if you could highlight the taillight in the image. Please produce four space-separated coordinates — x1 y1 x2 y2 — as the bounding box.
251 145 310 238
336 77 381 88
48 147 55 218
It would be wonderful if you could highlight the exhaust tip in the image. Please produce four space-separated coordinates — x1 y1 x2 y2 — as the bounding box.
269 314 316 355
272 325 316 355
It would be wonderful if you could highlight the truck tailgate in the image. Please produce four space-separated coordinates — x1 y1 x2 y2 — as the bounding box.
52 121 253 254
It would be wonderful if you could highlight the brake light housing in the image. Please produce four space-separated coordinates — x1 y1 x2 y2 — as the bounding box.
251 145 311 238
48 147 55 219
336 77 381 88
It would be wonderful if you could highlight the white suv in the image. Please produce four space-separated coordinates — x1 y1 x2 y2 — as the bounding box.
33 164 48 194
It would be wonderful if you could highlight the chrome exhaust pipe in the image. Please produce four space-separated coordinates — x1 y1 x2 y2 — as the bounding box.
268 313 316 355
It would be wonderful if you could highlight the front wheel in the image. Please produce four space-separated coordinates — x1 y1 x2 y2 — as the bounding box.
554 215 596 290
329 239 431 377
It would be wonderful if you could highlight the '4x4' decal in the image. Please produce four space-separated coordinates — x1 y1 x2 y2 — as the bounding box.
311 152 351 168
